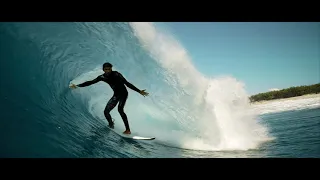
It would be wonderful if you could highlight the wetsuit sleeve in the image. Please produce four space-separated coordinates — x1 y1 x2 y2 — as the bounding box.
117 72 141 93
77 75 102 87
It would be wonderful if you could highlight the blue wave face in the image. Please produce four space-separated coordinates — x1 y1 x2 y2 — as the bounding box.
0 22 274 158
0 22 168 157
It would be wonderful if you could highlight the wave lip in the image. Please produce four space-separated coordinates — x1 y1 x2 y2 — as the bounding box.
129 22 273 151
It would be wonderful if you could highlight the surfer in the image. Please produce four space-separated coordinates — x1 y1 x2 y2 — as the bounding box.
69 62 149 135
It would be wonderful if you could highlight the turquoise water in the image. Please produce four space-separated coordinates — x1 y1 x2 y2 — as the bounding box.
0 22 319 158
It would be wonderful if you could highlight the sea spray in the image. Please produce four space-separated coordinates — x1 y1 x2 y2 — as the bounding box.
129 22 272 151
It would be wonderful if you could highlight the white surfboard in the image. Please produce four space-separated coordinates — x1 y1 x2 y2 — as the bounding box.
106 121 155 141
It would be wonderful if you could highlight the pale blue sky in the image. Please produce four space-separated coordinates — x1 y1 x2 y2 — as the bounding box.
160 22 319 95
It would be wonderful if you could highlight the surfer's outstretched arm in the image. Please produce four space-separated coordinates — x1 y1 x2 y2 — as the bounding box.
116 72 140 92
75 76 102 88
116 72 149 96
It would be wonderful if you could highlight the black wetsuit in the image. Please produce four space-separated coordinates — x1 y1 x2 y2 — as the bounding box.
77 71 141 131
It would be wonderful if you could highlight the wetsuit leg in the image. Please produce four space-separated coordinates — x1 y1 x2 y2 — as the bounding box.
117 93 130 131
104 95 119 127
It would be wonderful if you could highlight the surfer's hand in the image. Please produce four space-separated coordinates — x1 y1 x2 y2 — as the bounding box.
69 84 77 89
139 89 149 97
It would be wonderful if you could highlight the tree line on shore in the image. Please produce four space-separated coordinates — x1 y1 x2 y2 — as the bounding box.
249 83 320 102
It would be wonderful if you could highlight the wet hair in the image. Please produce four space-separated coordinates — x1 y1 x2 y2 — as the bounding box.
103 62 112 69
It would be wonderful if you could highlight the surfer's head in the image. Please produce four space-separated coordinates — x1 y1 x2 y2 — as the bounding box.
103 62 112 73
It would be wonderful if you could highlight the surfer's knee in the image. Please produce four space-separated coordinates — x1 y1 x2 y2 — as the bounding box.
104 107 111 114
118 106 124 113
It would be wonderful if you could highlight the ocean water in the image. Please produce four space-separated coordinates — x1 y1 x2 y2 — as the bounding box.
0 22 319 158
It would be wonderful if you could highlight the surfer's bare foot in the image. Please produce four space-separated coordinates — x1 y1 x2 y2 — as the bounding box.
123 130 131 134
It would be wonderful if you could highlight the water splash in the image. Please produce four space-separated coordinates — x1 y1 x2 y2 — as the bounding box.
129 22 272 151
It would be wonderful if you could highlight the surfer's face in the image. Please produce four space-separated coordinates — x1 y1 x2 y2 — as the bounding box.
103 67 112 74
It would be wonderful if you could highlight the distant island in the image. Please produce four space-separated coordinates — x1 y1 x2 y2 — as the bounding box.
249 83 320 103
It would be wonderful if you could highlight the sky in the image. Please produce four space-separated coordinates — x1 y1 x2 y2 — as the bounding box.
161 22 319 95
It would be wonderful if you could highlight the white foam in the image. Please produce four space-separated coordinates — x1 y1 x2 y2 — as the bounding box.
130 22 273 151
